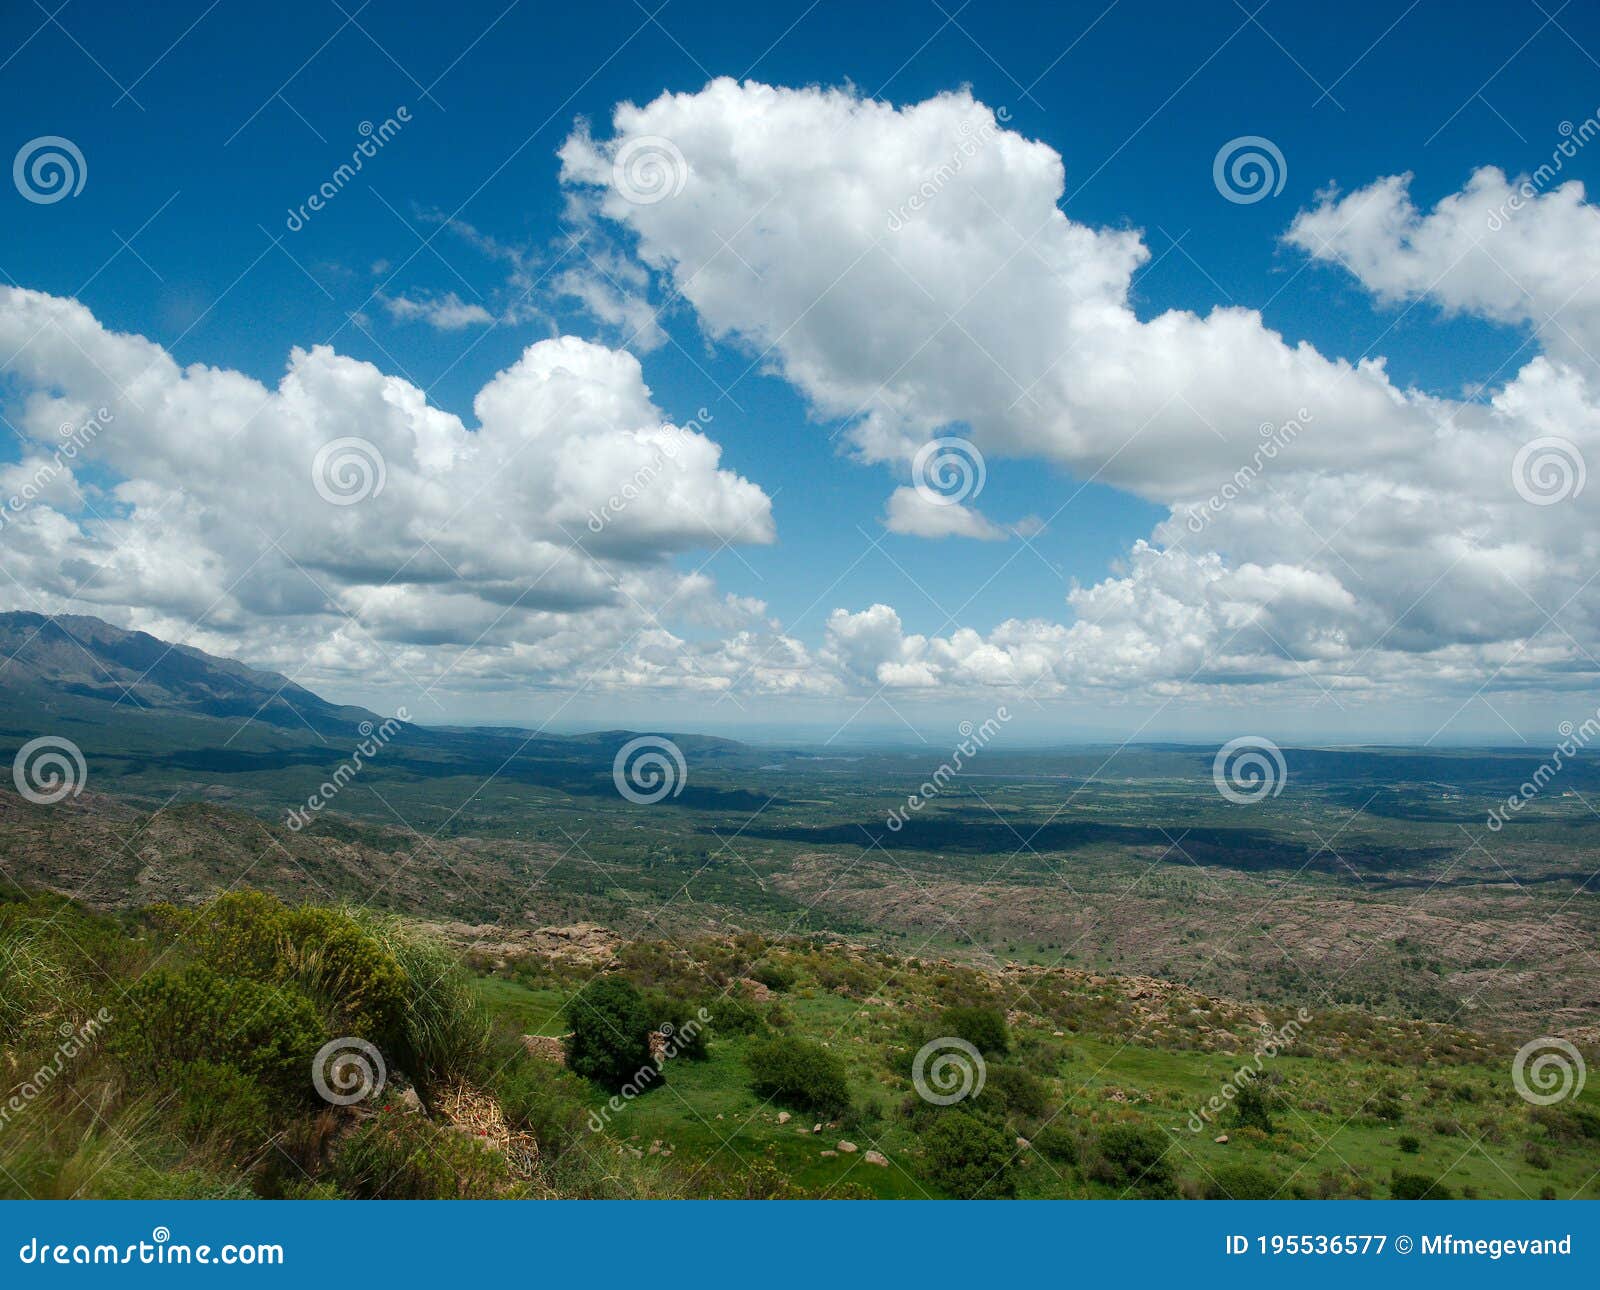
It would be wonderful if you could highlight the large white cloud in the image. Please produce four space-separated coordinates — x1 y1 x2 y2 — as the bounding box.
557 79 1600 703
0 286 792 699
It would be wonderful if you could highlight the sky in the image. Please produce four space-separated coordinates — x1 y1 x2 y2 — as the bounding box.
2 0 1600 745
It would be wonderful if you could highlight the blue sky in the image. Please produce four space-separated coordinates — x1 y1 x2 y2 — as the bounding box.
3 0 1600 742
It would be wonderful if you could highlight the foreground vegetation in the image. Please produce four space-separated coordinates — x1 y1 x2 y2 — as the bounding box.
3 885 1596 1199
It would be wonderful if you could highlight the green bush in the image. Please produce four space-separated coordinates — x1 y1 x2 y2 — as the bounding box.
565 977 654 1089
745 1034 850 1115
939 1005 1009 1056
749 963 795 993
710 996 772 1037
112 964 326 1101
169 1060 273 1152
494 1053 596 1156
923 1111 1015 1198
1031 1121 1080 1165
1201 1163 1279 1199
984 1064 1051 1119
329 1108 512 1198
1090 1124 1177 1198
1397 1133 1421 1154
1228 1083 1275 1134
1392 1170 1453 1199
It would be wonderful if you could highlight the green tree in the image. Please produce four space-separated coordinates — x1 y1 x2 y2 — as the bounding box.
564 977 654 1089
924 1111 1015 1198
745 1034 850 1115
1090 1124 1177 1198
939 1005 1009 1055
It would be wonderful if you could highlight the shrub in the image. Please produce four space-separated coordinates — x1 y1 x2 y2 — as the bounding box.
169 1060 273 1153
494 1052 597 1157
1228 1083 1275 1134
711 997 772 1037
1392 1170 1453 1199
363 918 491 1086
1201 1163 1279 1199
923 1111 1015 1198
984 1064 1051 1120
939 1005 1009 1056
745 1034 850 1115
565 977 654 1089
1397 1133 1421 1154
112 965 326 1101
1031 1121 1080 1165
329 1108 512 1198
276 906 409 1047
1523 1141 1552 1170
1090 1124 1176 1198
749 963 795 993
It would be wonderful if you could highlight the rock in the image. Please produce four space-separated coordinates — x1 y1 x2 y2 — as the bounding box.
737 977 773 1001
1214 1134 1229 1144
777 1112 791 1125
820 1149 838 1158
520 1033 568 1065
1015 1136 1030 1149
837 1141 857 1154
812 1123 823 1134
1053 1030 1065 1037
397 1087 424 1115
863 1150 888 1167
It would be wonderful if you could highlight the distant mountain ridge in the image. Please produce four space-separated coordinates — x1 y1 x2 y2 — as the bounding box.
0 611 383 735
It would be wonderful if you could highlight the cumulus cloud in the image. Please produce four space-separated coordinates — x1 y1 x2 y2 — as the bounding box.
558 79 1600 702
883 486 1007 540
0 286 785 699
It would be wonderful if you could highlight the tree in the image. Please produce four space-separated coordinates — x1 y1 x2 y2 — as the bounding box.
565 977 654 1089
1228 1083 1275 1134
745 1034 850 1115
1089 1124 1177 1198
939 1005 1009 1055
924 1111 1015 1198
1392 1171 1453 1200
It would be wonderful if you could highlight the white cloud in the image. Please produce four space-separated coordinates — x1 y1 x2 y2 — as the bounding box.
883 486 1007 540
558 79 1600 704
381 290 495 330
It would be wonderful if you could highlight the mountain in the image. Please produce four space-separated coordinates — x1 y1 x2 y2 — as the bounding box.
0 610 385 737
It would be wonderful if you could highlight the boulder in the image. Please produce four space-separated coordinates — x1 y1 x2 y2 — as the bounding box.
863 1150 889 1167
